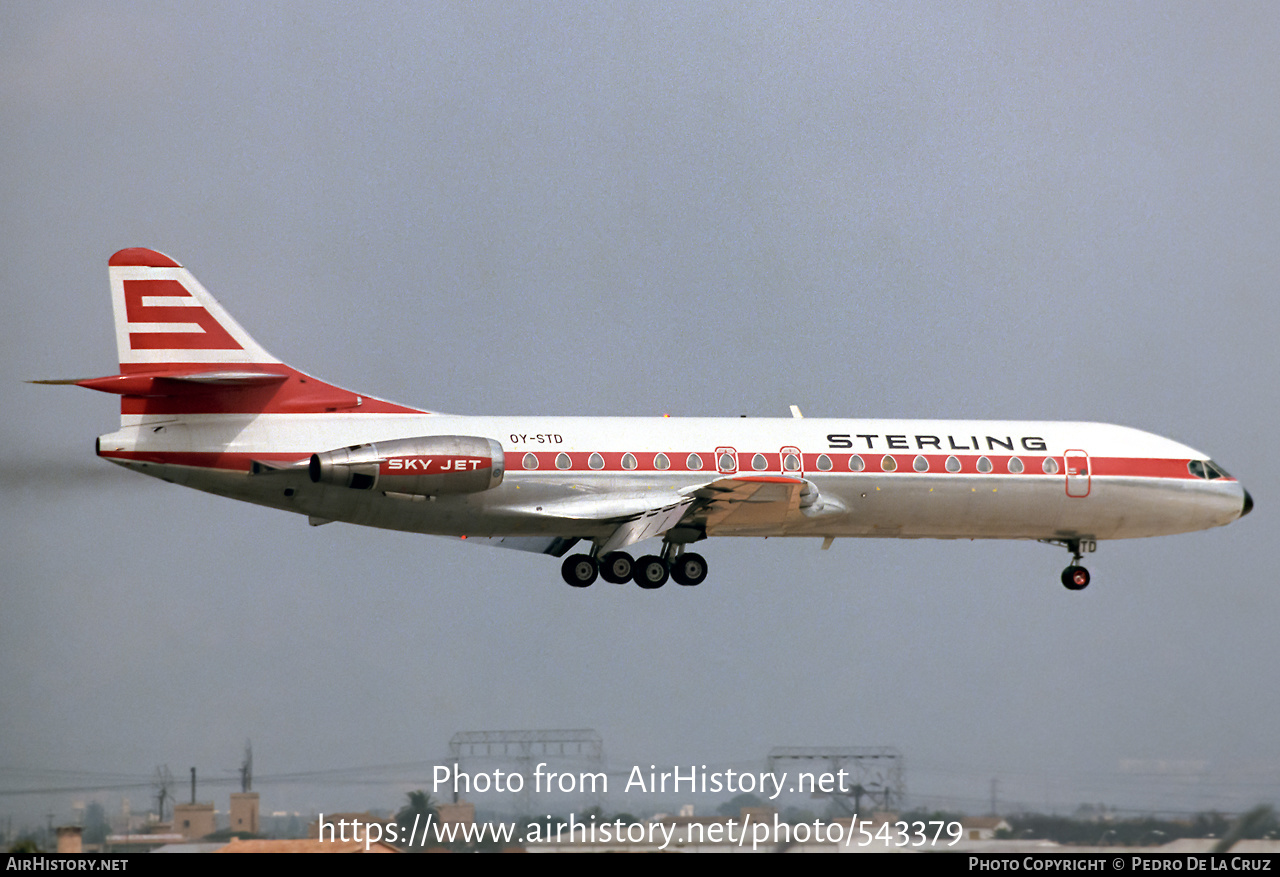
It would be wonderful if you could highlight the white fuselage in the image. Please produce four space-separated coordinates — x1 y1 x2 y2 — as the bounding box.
97 412 1247 547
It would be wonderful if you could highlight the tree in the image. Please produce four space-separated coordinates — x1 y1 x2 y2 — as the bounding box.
395 790 438 851
717 792 767 818
83 802 110 846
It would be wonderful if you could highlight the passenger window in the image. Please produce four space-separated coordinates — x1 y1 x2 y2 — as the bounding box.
1043 457 1059 475
555 452 572 470
654 453 670 470
913 455 928 472
522 453 538 470
945 455 961 473
752 453 768 471
1008 456 1024 474
976 456 992 474
686 453 703 470
881 455 897 472
783 453 801 471
718 453 735 471
622 453 637 470
849 454 865 472
816 454 832 471
588 452 604 470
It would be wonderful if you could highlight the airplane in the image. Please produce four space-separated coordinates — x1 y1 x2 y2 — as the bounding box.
46 247 1253 591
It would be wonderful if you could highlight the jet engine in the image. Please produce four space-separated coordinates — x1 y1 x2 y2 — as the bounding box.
309 435 504 496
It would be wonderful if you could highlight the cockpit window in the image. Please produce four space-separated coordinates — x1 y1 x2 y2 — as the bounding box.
1189 459 1230 480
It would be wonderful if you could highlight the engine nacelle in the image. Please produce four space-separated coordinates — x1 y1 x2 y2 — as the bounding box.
309 435 504 496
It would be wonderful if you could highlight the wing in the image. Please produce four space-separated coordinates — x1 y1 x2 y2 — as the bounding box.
471 475 837 556
472 490 697 555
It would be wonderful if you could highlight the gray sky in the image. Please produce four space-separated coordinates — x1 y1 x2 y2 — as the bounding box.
3 3 1277 827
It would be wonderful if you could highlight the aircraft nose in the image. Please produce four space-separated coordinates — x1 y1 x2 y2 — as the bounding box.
1241 488 1254 517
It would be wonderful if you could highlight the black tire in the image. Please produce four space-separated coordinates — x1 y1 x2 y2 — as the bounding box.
561 554 598 588
1061 565 1090 590
599 551 634 584
633 555 669 589
670 552 708 587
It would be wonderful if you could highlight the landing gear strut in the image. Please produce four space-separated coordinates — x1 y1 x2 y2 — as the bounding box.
1043 538 1094 590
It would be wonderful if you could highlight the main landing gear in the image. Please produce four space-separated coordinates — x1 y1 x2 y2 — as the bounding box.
1043 538 1095 591
560 547 708 589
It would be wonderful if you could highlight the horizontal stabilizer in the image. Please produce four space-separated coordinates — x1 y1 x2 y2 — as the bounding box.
70 370 290 396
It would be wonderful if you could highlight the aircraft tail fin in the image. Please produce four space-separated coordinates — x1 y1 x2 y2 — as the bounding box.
107 247 280 370
73 248 426 419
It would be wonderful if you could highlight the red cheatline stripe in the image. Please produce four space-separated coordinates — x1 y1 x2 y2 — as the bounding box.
515 451 1206 479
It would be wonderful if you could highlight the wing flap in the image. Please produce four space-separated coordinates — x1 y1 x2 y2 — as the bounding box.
597 500 697 554
689 475 808 532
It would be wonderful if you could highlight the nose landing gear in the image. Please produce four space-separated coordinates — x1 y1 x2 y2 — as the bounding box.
1043 538 1095 590
1061 564 1090 590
